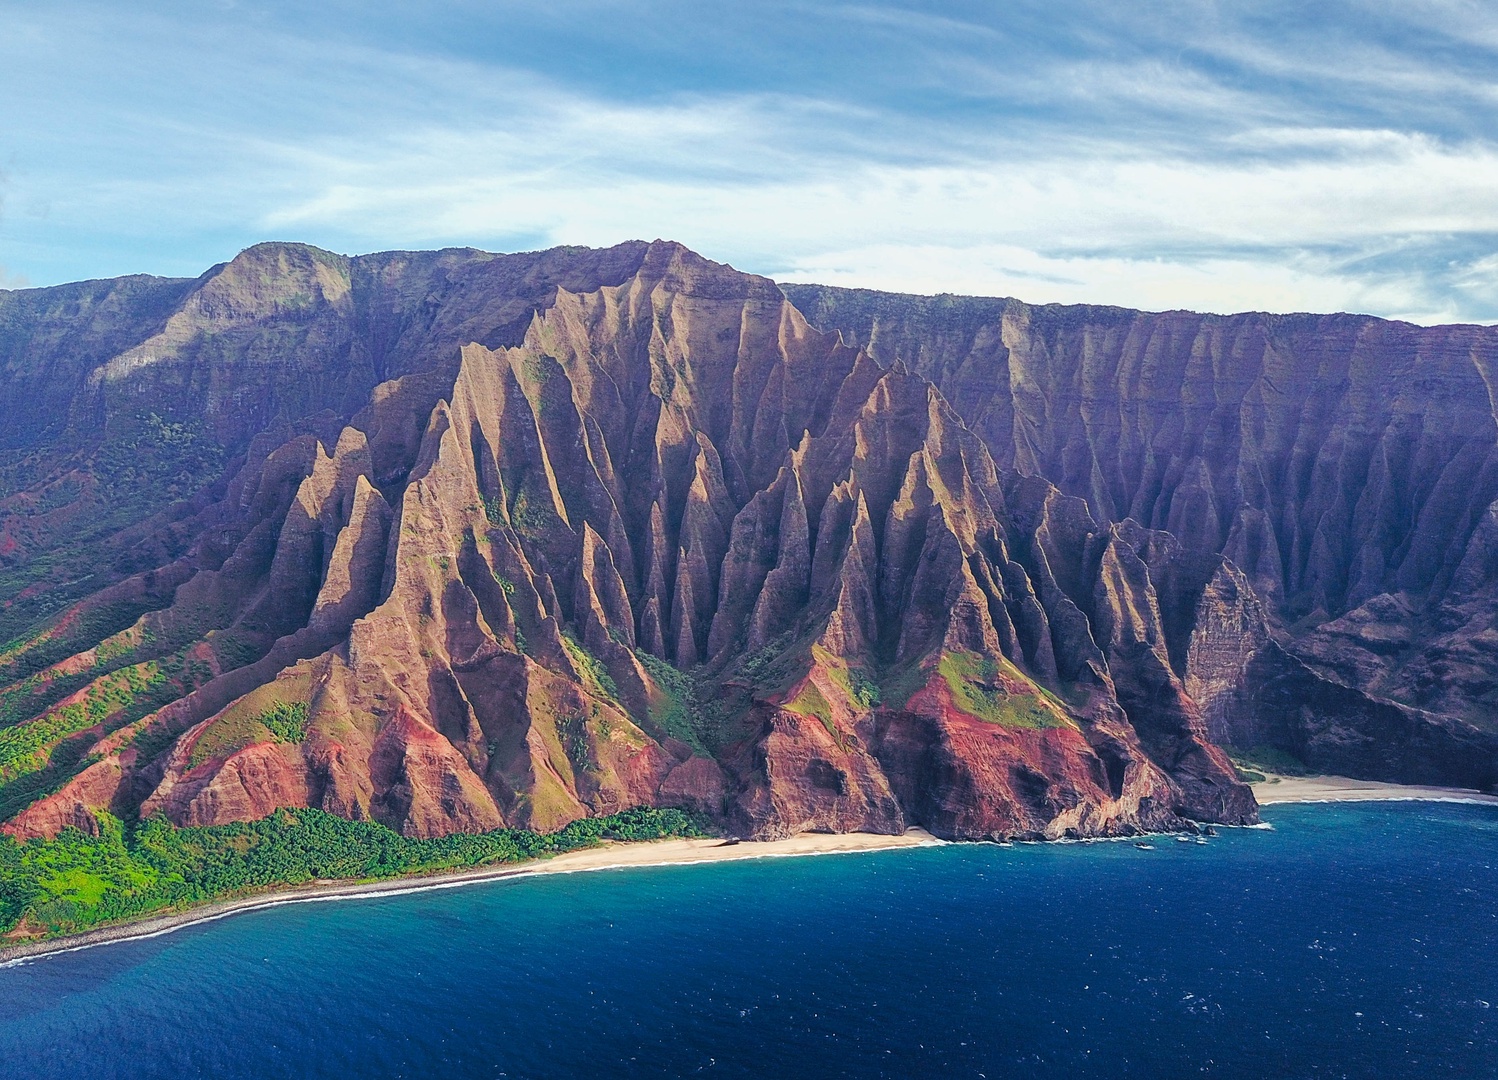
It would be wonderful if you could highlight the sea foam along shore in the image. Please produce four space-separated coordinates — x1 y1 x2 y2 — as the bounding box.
1253 775 1498 806
0 828 940 965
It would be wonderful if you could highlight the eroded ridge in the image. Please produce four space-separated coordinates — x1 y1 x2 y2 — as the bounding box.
8 241 1491 845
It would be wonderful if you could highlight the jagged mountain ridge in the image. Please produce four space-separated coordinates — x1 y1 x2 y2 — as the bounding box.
784 285 1498 785
0 240 1489 842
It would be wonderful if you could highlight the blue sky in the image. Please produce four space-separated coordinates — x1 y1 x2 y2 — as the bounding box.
2 1 1496 321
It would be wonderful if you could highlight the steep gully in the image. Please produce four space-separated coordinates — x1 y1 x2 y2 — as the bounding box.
0 241 1492 843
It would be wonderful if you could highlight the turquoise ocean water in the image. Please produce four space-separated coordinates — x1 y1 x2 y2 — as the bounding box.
3 802 1497 1078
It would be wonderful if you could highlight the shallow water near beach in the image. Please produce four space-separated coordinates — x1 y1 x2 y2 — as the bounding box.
3 802 1497 1079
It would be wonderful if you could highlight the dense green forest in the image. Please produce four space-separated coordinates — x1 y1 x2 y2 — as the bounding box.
0 806 709 941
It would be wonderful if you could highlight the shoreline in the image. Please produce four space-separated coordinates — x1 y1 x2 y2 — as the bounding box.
0 828 939 965
10 779 1498 966
1252 774 1498 806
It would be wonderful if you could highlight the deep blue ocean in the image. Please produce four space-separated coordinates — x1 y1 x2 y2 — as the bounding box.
3 802 1497 1079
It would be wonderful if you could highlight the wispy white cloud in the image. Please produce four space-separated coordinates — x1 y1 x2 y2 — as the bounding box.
240 115 1498 323
1 0 1496 322
274 135 1498 252
770 243 1479 325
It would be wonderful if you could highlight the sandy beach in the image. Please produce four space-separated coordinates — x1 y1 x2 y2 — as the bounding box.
1253 774 1498 806
0 828 939 964
11 778 1498 965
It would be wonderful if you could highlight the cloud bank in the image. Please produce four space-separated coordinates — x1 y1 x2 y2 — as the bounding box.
0 1 1495 321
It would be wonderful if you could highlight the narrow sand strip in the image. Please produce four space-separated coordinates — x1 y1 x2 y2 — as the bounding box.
1 829 939 965
13 780 1497 965
1253 774 1498 806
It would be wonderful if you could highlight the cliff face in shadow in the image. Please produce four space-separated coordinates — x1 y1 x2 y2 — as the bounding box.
783 285 1498 788
0 241 1488 844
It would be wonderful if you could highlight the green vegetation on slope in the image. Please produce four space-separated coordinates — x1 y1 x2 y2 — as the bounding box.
188 684 312 770
259 701 310 744
0 410 226 652
736 630 798 693
0 805 709 941
1226 745 1309 780
846 668 881 710
634 649 709 756
0 594 160 691
937 649 1070 729
0 662 168 784
560 630 618 701
0 669 84 732
0 649 213 821
810 645 880 711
